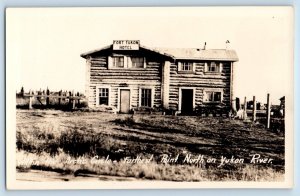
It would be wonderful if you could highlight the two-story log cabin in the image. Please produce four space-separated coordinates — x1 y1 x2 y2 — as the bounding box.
81 40 238 114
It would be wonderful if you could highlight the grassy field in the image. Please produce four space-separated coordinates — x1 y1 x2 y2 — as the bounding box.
16 109 285 181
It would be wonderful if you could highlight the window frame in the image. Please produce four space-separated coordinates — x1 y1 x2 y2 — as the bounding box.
203 90 223 103
139 87 154 108
108 55 146 69
112 56 125 68
204 61 223 74
96 85 111 107
131 57 146 68
178 61 195 73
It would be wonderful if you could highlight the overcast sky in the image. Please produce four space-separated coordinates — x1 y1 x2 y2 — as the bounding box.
7 7 293 104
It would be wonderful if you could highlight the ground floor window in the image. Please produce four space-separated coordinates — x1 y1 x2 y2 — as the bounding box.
141 89 152 107
204 91 222 102
99 88 109 105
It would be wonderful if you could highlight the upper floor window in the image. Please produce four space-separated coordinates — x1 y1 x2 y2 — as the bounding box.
131 57 144 68
112 56 124 68
178 61 195 72
108 56 146 69
205 62 222 73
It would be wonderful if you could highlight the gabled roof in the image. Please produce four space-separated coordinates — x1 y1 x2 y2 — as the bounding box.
80 44 174 59
81 44 239 61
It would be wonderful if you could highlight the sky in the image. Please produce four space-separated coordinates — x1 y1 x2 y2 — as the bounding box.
6 7 293 105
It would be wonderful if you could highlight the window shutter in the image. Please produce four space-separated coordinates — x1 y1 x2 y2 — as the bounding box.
108 56 113 69
219 63 223 73
124 56 128 68
192 63 196 72
127 56 132 68
204 62 208 72
178 62 182 71
143 57 147 68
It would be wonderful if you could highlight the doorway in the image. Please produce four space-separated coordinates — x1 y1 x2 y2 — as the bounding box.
119 89 130 113
181 89 194 114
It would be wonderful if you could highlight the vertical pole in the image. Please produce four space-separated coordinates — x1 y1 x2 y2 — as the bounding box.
252 96 256 122
243 97 247 120
72 90 75 109
58 90 62 105
68 91 72 106
29 90 33 109
236 97 240 111
77 92 80 105
46 88 50 106
72 99 76 109
266 93 271 129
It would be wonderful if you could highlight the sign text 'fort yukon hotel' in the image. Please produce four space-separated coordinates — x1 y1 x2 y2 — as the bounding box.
113 40 140 50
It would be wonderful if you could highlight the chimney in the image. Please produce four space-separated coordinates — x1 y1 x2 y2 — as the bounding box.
203 42 206 50
226 40 230 50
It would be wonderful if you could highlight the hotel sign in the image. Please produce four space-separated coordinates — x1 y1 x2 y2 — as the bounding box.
113 40 140 50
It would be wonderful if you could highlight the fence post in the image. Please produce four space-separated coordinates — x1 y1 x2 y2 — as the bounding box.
236 97 240 111
252 96 256 122
266 93 271 129
243 97 247 120
77 92 80 105
29 90 33 109
46 88 50 106
58 90 62 105
72 90 76 109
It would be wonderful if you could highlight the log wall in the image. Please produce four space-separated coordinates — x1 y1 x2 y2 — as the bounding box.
85 50 233 113
87 55 162 109
169 61 232 111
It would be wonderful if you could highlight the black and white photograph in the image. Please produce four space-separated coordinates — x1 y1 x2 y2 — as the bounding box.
6 7 294 189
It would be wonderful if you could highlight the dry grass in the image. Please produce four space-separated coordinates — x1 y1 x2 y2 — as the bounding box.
16 109 285 181
16 150 283 182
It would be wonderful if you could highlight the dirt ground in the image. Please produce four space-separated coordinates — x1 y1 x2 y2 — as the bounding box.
16 109 285 181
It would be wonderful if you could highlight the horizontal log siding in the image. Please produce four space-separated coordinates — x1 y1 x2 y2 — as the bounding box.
88 56 162 109
169 62 231 111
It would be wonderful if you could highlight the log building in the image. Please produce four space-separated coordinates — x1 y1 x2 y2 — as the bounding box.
81 40 238 114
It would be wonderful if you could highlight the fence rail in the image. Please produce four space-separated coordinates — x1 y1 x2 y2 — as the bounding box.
17 88 84 110
237 93 285 130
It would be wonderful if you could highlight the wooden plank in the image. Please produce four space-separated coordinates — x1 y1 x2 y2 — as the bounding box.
252 96 256 122
243 97 247 120
23 95 83 99
266 93 271 129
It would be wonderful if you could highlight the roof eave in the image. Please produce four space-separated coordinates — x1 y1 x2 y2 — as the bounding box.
80 45 112 58
174 57 239 62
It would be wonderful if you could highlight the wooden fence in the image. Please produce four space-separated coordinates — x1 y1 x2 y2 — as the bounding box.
238 93 284 130
20 89 84 110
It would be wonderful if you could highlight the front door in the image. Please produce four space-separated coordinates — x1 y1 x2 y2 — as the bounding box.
181 89 194 114
120 89 130 113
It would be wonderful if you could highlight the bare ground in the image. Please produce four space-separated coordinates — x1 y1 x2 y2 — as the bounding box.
16 109 285 181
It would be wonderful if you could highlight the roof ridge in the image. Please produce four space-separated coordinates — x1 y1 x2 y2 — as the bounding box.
81 44 238 61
